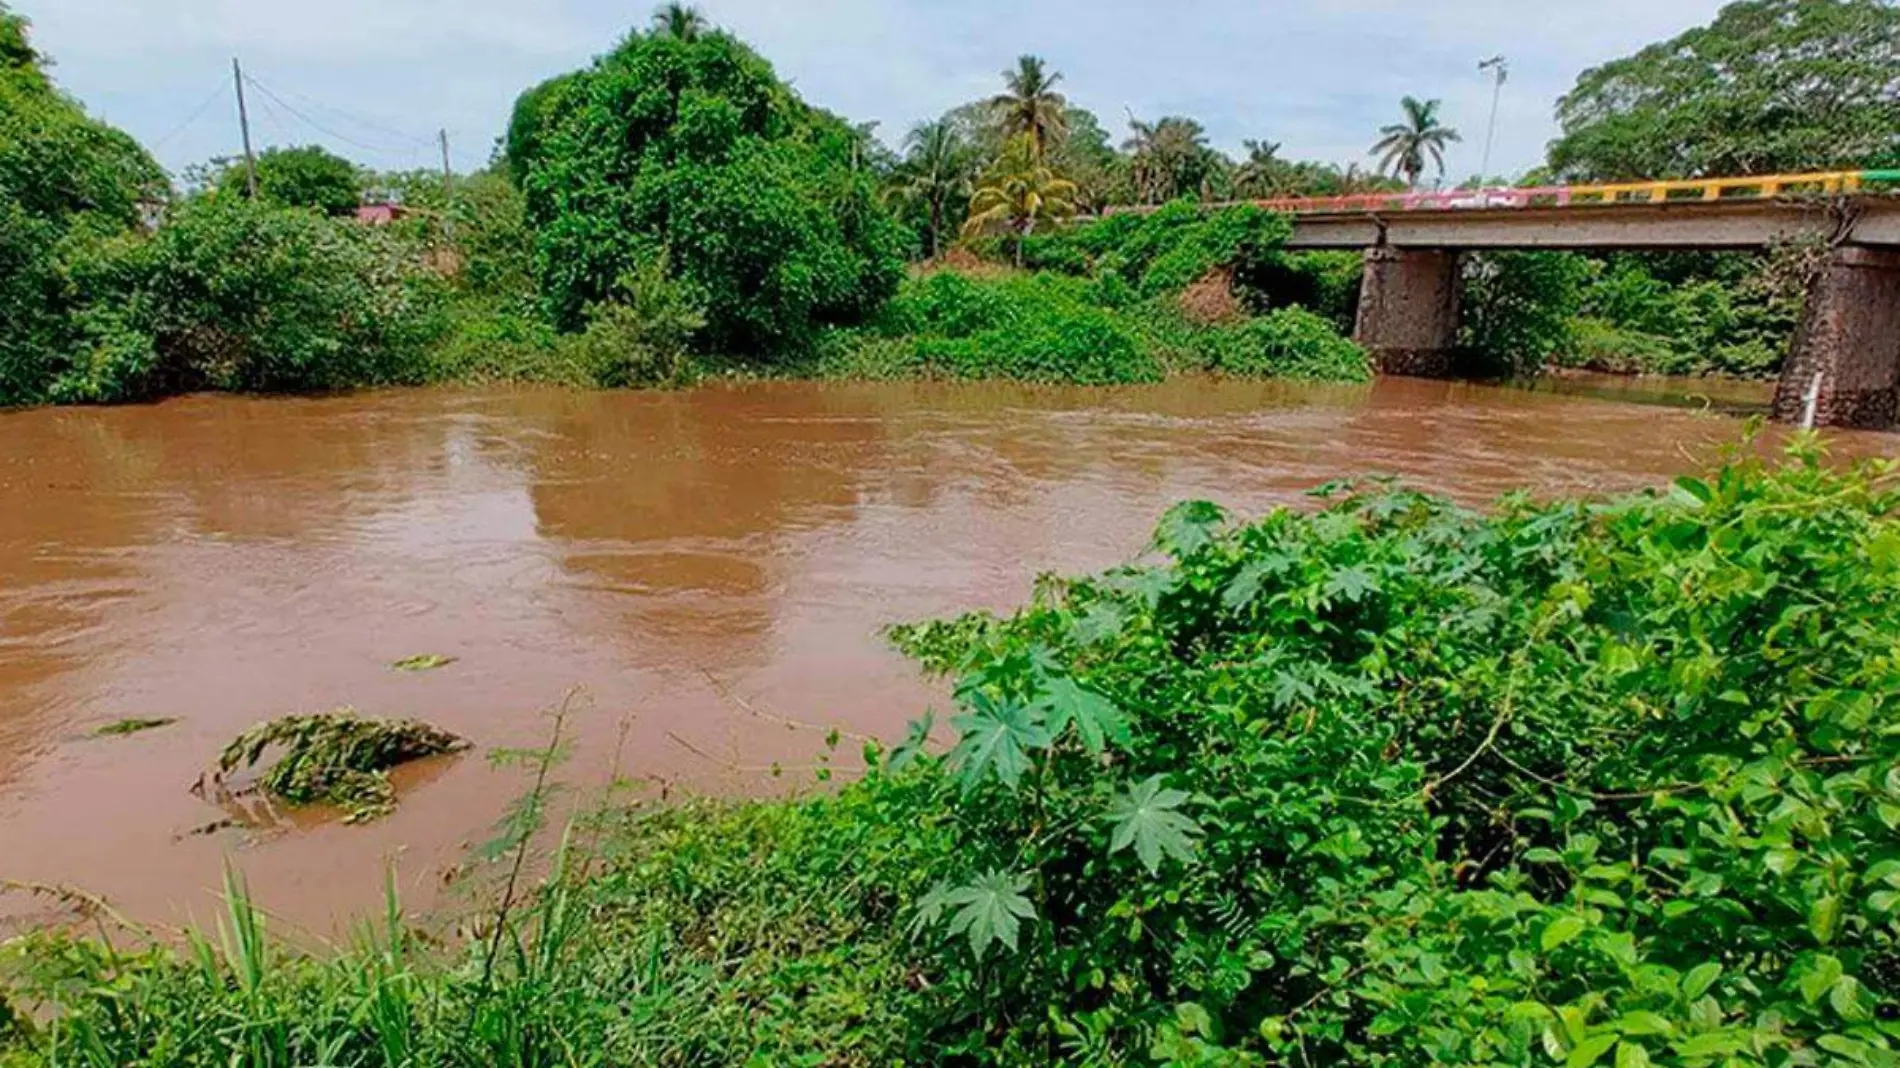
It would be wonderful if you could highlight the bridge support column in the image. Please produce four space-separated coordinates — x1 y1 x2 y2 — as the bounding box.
1354 247 1461 377
1773 247 1900 429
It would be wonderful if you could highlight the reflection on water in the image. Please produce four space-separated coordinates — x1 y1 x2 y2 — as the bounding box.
0 374 1882 930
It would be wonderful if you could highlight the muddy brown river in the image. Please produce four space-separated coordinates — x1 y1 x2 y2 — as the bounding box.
0 376 1887 933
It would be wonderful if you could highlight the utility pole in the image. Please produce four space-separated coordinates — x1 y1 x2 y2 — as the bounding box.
233 57 257 198
438 128 455 242
1477 55 1508 185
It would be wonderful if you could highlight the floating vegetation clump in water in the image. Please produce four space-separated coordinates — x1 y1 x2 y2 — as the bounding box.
210 711 469 823
391 654 458 672
93 717 177 737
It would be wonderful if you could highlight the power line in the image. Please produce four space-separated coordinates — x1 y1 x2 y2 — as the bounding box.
149 80 229 152
242 71 430 158
261 78 436 150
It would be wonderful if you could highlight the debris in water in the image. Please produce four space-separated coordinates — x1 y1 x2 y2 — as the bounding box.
391 654 458 672
201 710 470 824
95 717 178 737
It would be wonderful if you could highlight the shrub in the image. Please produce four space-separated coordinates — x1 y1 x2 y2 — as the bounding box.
880 441 1900 1062
58 197 442 400
891 273 1162 385
1207 306 1371 380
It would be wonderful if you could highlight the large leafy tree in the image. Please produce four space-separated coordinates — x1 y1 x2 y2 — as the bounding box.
988 55 1068 160
1550 0 1900 180
509 24 905 355
227 145 361 216
1371 96 1460 189
961 134 1078 265
885 118 976 259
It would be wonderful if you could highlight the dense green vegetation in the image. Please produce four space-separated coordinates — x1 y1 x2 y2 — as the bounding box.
1549 0 1900 181
817 203 1370 385
5 442 1897 1064
1519 0 1900 379
508 28 905 352
8 0 1897 404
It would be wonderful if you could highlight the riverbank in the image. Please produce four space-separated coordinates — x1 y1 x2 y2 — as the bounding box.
4 440 1895 1065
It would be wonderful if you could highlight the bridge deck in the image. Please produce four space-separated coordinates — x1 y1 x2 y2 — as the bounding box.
1280 196 1900 251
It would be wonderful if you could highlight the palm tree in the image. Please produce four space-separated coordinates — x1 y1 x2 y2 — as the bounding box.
988 55 1069 160
885 119 976 259
962 134 1079 266
1123 115 1212 204
1372 97 1462 190
651 2 709 40
1233 139 1285 198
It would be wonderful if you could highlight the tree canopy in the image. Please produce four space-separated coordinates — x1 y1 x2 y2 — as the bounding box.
509 24 904 355
230 145 362 216
1549 0 1900 180
0 6 164 403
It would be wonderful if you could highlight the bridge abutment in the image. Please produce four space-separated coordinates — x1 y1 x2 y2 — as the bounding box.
1773 246 1900 429
1354 247 1461 376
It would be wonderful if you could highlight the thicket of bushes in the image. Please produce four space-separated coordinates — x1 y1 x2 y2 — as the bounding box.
1461 250 1811 380
4 443 1895 1065
817 204 1371 386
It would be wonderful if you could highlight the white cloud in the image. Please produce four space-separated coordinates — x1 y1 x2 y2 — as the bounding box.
22 0 1727 180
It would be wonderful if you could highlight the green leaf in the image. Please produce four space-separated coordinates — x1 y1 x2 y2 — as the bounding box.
908 880 953 938
1033 676 1130 755
1322 564 1379 603
1673 476 1713 505
1681 962 1721 1001
949 691 1051 794
1830 975 1871 1023
1567 1033 1618 1068
887 710 935 773
1808 893 1841 945
1070 601 1126 646
1613 1012 1673 1037
391 654 457 672
1153 500 1226 558
941 870 1036 959
1614 1041 1652 1068
1220 551 1297 611
1542 914 1587 952
1797 954 1843 1005
1672 1032 1749 1058
1106 775 1203 874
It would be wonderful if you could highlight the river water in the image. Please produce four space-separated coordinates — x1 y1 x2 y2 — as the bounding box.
0 375 1883 932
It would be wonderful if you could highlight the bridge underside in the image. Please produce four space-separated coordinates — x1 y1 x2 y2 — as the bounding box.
1330 197 1900 428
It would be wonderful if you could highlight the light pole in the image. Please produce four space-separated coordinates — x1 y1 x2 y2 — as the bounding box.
1478 55 1508 186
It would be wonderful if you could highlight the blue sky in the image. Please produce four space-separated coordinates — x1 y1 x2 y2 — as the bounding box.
25 0 1726 182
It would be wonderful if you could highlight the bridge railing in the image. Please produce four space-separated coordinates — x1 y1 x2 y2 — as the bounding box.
1201 170 1900 217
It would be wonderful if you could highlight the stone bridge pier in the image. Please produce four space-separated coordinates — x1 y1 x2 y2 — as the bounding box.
1352 247 1462 377
1351 240 1900 430
1771 247 1900 429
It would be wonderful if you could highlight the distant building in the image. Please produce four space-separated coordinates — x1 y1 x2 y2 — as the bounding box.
355 202 406 226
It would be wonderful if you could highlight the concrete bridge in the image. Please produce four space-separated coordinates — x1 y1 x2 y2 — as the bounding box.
1135 173 1900 428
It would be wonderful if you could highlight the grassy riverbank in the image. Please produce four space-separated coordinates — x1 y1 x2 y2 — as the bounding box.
4 438 1896 1066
